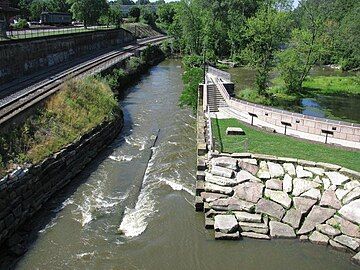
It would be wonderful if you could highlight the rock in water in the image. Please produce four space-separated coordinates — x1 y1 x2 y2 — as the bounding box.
269 221 296 238
352 252 360 266
298 206 336 235
309 231 329 245
334 235 360 251
282 208 303 229
214 215 239 234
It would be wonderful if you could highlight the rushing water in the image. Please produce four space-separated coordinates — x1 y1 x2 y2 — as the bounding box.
10 60 358 270
228 66 360 123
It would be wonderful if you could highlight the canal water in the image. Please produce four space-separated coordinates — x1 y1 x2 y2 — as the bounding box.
14 60 358 270
228 66 360 123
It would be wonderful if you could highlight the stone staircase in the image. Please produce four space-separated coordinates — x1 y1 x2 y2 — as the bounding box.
207 83 228 112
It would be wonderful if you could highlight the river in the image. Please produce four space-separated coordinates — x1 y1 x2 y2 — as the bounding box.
12 59 358 270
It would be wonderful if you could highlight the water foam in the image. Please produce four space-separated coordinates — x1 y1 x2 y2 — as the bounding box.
119 148 159 238
160 177 195 196
109 155 134 162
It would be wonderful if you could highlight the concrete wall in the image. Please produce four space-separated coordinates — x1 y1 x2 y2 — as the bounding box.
0 113 123 247
0 29 135 85
227 97 360 143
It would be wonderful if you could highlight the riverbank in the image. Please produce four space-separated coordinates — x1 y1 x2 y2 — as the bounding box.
0 77 120 177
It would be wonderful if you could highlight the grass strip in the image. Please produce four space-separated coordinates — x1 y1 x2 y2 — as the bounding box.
211 118 360 171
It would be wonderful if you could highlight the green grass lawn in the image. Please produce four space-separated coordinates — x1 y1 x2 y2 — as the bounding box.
303 76 360 95
212 118 360 171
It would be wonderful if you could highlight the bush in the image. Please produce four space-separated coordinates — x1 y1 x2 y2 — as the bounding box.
179 66 203 113
13 19 29 30
182 55 203 68
127 57 144 73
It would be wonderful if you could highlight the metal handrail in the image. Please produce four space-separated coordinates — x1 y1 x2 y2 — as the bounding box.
206 105 215 152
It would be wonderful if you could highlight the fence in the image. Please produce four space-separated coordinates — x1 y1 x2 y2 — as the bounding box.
0 25 117 41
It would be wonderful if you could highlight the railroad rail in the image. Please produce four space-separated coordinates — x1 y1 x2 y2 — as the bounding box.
0 36 167 126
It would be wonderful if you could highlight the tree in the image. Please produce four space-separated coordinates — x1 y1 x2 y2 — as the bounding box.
119 0 135 4
29 0 47 20
157 2 176 28
245 2 291 94
137 0 150 5
129 6 140 22
277 1 323 92
67 0 109 27
277 29 322 92
140 6 156 26
100 1 123 27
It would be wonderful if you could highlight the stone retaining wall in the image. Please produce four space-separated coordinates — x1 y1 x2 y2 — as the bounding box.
0 29 135 85
196 84 360 265
195 151 360 265
0 113 124 249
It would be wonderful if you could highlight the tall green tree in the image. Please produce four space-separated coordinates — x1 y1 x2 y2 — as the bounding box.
245 1 291 93
67 0 109 27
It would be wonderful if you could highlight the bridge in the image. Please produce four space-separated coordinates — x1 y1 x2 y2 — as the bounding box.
201 66 360 150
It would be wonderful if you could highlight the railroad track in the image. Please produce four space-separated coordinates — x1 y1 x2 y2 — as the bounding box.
0 36 167 126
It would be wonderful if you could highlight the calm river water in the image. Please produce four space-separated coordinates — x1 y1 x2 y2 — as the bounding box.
12 60 358 270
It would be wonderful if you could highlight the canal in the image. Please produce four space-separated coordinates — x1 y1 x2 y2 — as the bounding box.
12 60 358 270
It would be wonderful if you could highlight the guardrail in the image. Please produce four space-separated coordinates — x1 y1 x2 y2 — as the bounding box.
207 66 231 82
206 105 215 151
1 25 117 41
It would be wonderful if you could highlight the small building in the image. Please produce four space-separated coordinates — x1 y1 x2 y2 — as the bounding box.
0 0 19 37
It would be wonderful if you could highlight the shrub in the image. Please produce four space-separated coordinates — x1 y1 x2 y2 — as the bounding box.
13 19 29 30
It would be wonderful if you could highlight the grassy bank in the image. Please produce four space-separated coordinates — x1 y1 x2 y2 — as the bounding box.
0 77 120 176
302 76 360 95
212 118 360 171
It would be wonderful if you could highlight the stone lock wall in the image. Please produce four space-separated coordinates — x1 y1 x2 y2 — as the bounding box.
0 113 124 246
0 29 135 85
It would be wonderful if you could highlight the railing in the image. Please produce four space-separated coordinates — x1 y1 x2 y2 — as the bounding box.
207 65 231 82
0 25 117 41
206 105 215 152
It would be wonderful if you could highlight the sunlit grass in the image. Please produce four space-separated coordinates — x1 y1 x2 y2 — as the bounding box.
212 118 360 171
